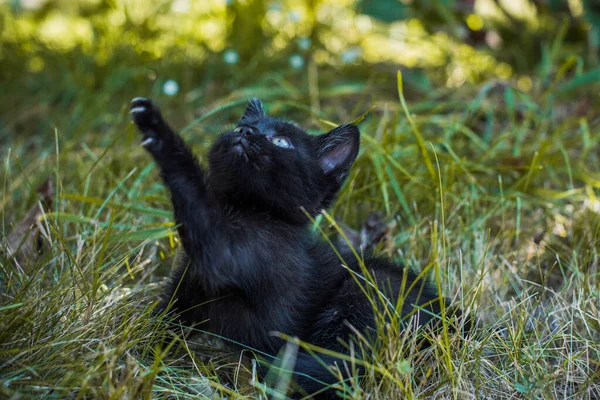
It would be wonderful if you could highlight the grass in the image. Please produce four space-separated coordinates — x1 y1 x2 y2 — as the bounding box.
2 35 600 400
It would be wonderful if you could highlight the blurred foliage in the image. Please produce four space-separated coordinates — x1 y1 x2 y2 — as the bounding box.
359 0 600 71
2 0 599 95
2 0 600 161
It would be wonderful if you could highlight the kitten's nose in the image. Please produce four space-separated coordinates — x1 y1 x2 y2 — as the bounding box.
238 126 254 137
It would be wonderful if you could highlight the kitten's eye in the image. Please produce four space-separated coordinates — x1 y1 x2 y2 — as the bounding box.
271 137 293 149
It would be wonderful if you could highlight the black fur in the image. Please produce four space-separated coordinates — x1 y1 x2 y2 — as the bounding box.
130 98 448 398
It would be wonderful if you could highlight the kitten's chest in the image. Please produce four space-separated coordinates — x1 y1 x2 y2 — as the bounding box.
227 215 308 252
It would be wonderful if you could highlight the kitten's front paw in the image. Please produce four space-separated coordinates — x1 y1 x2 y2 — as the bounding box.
130 97 166 150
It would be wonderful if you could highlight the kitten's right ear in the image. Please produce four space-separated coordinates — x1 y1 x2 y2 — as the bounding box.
239 98 266 124
316 124 360 183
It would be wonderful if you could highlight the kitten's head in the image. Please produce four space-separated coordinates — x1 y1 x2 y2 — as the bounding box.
208 98 360 223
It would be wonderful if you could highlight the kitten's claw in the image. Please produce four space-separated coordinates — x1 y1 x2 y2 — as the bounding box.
130 98 153 119
131 97 149 105
141 137 154 147
130 106 147 114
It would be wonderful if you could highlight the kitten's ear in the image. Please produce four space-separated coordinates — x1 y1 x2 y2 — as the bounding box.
239 98 266 124
316 124 360 182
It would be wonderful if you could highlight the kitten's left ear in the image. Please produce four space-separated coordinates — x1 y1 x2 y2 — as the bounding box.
316 124 360 182
239 98 266 124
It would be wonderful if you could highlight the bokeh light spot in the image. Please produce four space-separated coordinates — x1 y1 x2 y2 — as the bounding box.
223 49 239 64
289 54 304 69
466 14 484 31
163 80 180 96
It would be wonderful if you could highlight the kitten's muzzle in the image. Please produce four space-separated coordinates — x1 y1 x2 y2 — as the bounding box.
240 137 262 155
236 126 255 137
231 135 262 160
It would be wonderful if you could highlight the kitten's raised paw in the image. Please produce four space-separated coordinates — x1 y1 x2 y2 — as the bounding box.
130 97 166 150
130 97 160 130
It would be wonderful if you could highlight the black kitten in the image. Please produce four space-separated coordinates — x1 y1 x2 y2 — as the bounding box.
130 98 447 398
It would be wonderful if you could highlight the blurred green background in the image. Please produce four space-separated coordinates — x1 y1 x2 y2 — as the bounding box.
2 0 599 143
